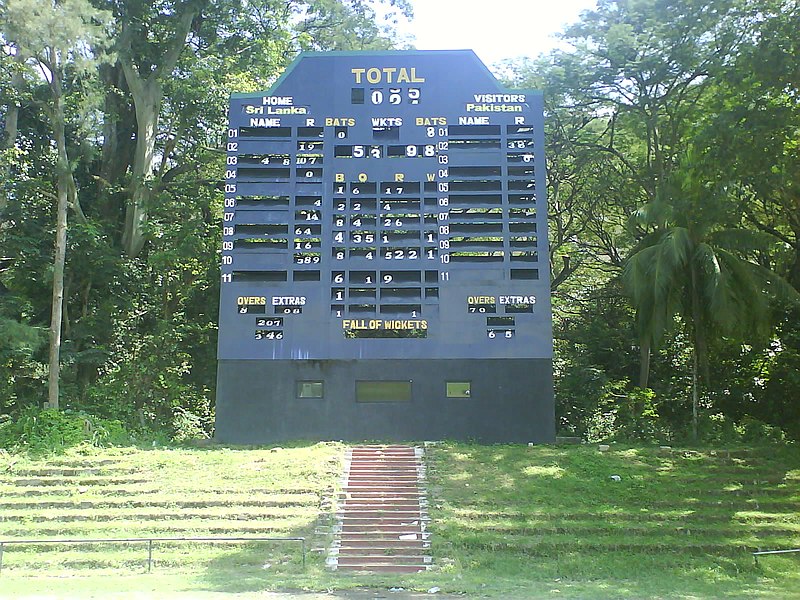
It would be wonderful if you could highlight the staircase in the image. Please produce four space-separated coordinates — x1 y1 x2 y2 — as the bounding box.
328 445 431 573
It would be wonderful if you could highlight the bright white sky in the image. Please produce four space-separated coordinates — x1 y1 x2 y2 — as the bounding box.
398 0 599 66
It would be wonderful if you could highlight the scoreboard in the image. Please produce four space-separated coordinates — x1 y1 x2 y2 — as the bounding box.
215 51 554 443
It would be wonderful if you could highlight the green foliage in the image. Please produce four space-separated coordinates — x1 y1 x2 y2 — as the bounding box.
0 408 130 454
2 0 800 446
585 381 664 443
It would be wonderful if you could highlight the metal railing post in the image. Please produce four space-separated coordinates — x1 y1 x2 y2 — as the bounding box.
0 536 306 575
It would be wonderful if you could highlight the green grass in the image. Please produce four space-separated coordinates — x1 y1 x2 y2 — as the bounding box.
1 442 799 599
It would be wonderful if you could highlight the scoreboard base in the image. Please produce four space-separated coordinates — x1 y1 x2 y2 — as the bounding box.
214 359 554 444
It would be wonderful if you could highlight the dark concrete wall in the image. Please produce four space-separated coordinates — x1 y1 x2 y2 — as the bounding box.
215 358 554 443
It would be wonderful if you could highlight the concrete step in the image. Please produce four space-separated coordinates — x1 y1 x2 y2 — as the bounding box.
336 564 428 573
336 554 431 566
330 445 431 573
335 540 430 550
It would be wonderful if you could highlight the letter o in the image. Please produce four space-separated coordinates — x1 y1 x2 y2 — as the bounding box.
366 68 381 84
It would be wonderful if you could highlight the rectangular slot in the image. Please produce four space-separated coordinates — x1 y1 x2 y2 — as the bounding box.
380 182 421 195
449 194 503 206
239 126 292 137
237 153 290 165
451 252 504 262
255 330 284 340
509 180 535 191
234 238 287 249
350 288 377 299
234 224 288 235
510 268 539 280
350 182 377 195
351 88 365 104
236 195 290 207
382 270 422 284
296 381 323 398
349 271 377 284
293 224 321 235
509 194 536 205
292 270 320 281
295 153 323 165
449 222 503 235
380 287 422 301
449 180 502 192
506 152 536 163
488 329 515 339
508 165 535 177
507 125 535 135
505 303 534 313
349 247 377 260
297 126 324 138
507 139 535 149
237 167 290 179
379 304 423 314
256 317 283 327
488 316 515 326
510 208 536 219
295 196 322 207
449 125 501 136
233 270 287 282
349 327 425 339
446 382 471 398
348 303 376 313
510 222 537 233
372 126 400 140
349 199 377 212
295 168 323 179
511 251 538 262
449 166 502 177
237 303 266 314
447 138 501 150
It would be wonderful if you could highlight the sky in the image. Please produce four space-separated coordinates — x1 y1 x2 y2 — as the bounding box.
398 0 599 66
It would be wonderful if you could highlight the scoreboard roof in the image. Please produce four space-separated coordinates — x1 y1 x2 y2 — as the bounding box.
231 50 542 100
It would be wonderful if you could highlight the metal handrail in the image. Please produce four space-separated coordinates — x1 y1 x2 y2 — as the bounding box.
0 536 305 574
752 548 800 565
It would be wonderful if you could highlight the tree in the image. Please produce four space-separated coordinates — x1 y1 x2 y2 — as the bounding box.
0 0 112 408
623 158 800 440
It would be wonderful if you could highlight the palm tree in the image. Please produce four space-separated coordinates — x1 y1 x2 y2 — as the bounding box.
623 162 800 441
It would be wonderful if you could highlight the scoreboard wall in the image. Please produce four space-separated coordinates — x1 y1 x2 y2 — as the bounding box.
215 50 554 443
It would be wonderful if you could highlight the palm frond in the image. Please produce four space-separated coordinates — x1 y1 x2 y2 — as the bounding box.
708 228 779 253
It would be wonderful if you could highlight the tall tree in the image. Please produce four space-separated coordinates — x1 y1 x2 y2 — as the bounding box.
623 158 800 439
0 0 112 408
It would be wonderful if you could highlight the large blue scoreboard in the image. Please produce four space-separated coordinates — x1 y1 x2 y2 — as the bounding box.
215 50 554 443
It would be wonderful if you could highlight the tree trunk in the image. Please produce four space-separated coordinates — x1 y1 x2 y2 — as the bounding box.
48 96 74 410
1 66 23 218
118 7 198 257
639 338 651 388
689 261 704 443
691 346 699 443
121 79 160 257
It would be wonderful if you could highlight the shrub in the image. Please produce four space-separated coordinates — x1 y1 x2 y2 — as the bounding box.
0 408 131 455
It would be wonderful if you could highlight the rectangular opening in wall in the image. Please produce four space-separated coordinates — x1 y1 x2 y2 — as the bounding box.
356 381 412 403
297 381 323 398
446 381 471 398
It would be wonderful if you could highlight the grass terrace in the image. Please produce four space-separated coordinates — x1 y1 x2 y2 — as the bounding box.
1 442 799 598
